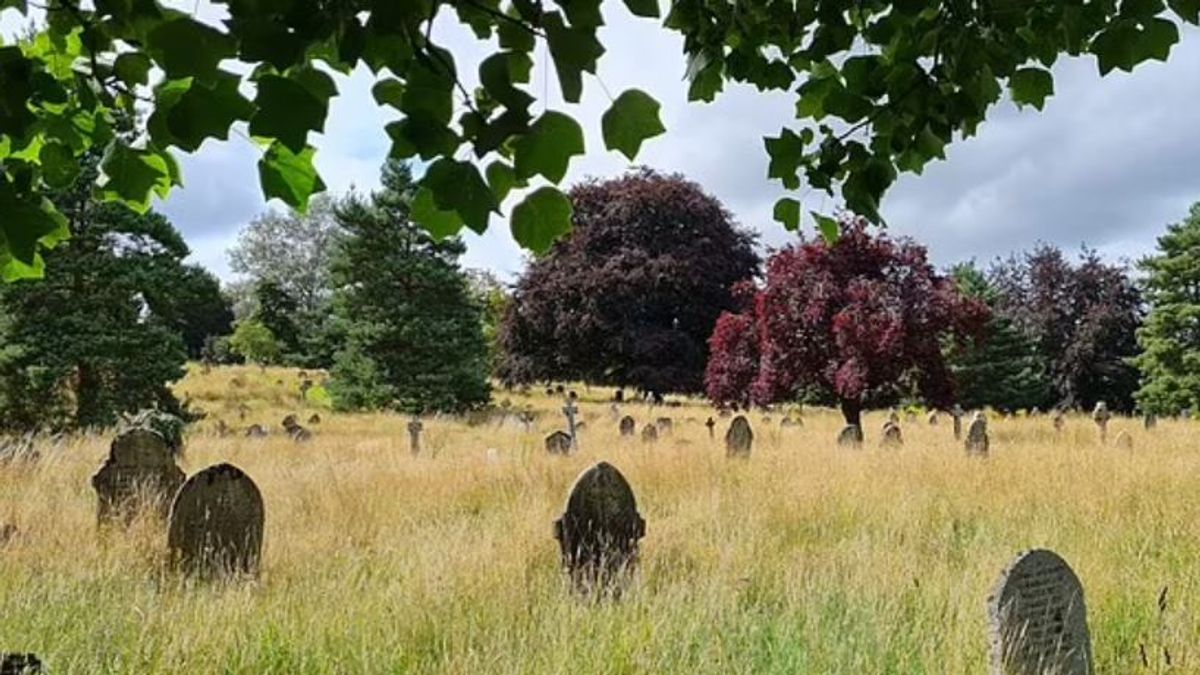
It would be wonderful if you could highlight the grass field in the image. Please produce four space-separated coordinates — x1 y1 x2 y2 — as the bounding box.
2 364 1199 673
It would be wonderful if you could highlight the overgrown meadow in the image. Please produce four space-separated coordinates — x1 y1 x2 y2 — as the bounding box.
2 365 1199 673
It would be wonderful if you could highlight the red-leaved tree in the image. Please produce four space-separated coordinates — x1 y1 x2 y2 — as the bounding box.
706 218 989 426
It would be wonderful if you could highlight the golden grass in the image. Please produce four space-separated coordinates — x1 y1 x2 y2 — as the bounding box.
2 364 1199 673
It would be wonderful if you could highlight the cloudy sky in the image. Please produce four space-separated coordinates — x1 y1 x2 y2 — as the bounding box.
5 7 1199 282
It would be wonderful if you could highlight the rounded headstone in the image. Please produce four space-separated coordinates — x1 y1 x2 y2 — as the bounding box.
655 417 674 435
168 463 264 578
725 415 753 458
837 424 863 448
618 415 636 437
881 422 903 448
545 430 573 455
245 424 268 438
553 462 645 593
640 424 658 444
966 413 989 457
91 429 185 525
1113 430 1133 450
987 549 1093 675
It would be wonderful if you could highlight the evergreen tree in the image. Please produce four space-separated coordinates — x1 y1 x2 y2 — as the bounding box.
0 157 187 432
945 263 1051 412
328 162 490 413
1134 203 1200 414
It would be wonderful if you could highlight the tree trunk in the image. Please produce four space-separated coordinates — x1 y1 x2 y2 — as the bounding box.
840 399 863 427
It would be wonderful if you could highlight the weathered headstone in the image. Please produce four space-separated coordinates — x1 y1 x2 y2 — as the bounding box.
1052 409 1065 433
613 389 624 403
91 429 185 525
655 417 673 435
282 414 298 431
0 653 43 674
167 463 265 579
951 404 965 440
545 430 573 455
780 416 802 428
966 412 989 457
837 424 863 448
725 415 753 458
1143 412 1156 430
518 410 535 433
987 549 1093 675
887 408 901 425
562 401 580 452
245 424 267 438
1113 430 1133 450
216 420 231 438
407 418 423 456
619 415 636 437
705 417 716 439
308 413 321 425
553 462 646 593
1091 402 1111 442
640 424 658 444
0 523 17 548
881 422 903 448
928 410 939 426
608 403 621 421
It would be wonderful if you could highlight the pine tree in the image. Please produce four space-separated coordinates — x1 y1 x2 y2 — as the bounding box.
1134 203 1200 414
328 161 490 413
946 264 1051 412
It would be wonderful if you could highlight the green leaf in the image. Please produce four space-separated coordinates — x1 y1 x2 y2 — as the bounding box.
1170 0 1200 23
38 141 78 188
411 186 465 240
486 160 518 202
511 187 573 253
98 143 172 213
113 52 151 87
601 89 665 160
543 11 604 103
479 51 535 110
1092 23 1138 74
422 159 498 234
371 78 405 109
1133 17 1180 63
0 180 68 279
385 118 458 160
400 53 454 125
764 128 805 190
144 16 236 79
812 212 840 243
513 111 585 182
1009 67 1054 110
153 73 254 152
250 74 330 154
257 141 326 211
773 198 801 232
622 0 660 18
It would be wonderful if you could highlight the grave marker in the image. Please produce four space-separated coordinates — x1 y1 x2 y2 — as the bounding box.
952 405 964 441
705 417 716 439
545 431 573 455
725 416 753 458
640 424 658 444
1053 410 1065 433
928 411 939 426
966 412 989 457
619 416 636 437
1091 402 1111 442
655 417 674 436
168 463 264 579
1113 430 1133 450
563 401 580 452
987 549 1092 675
1143 412 1156 430
407 418 423 456
881 422 903 448
553 462 646 593
837 424 863 448
91 429 185 525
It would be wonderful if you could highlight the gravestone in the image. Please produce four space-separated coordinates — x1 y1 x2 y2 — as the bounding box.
407 419 423 456
0 653 42 674
725 416 753 458
966 412 989 457
718 408 732 418
987 549 1093 675
619 415 636 437
609 403 621 421
1113 430 1133 450
91 429 185 525
308 413 321 425
216 420 232 438
881 422 903 448
518 411 535 433
245 424 267 438
1091 402 1111 442
952 405 964 440
168 463 264 579
562 401 580 452
887 408 900 425
705 417 716 439
780 417 801 428
553 462 646 593
282 414 298 431
1143 412 1156 430
640 424 658 444
655 417 674 436
837 424 863 448
928 411 939 426
545 431 573 455
613 389 624 403
0 523 17 547
288 425 313 443
1053 410 1065 433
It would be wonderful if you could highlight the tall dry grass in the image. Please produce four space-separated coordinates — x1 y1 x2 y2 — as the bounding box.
2 364 1199 673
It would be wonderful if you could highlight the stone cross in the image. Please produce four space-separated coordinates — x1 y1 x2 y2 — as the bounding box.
705 417 716 439
987 549 1092 675
1091 401 1111 442
407 418 423 456
562 401 580 451
966 412 989 457
553 462 645 595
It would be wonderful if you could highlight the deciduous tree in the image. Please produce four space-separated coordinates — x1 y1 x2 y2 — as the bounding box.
706 219 988 426
499 170 759 395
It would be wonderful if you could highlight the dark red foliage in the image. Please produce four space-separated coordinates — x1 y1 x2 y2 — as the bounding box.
498 169 759 394
704 311 759 407
705 218 989 424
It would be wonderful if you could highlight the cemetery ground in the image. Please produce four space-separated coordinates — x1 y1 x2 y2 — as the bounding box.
2 367 1200 672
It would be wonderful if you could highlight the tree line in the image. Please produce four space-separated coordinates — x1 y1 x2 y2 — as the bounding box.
2 165 1198 433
